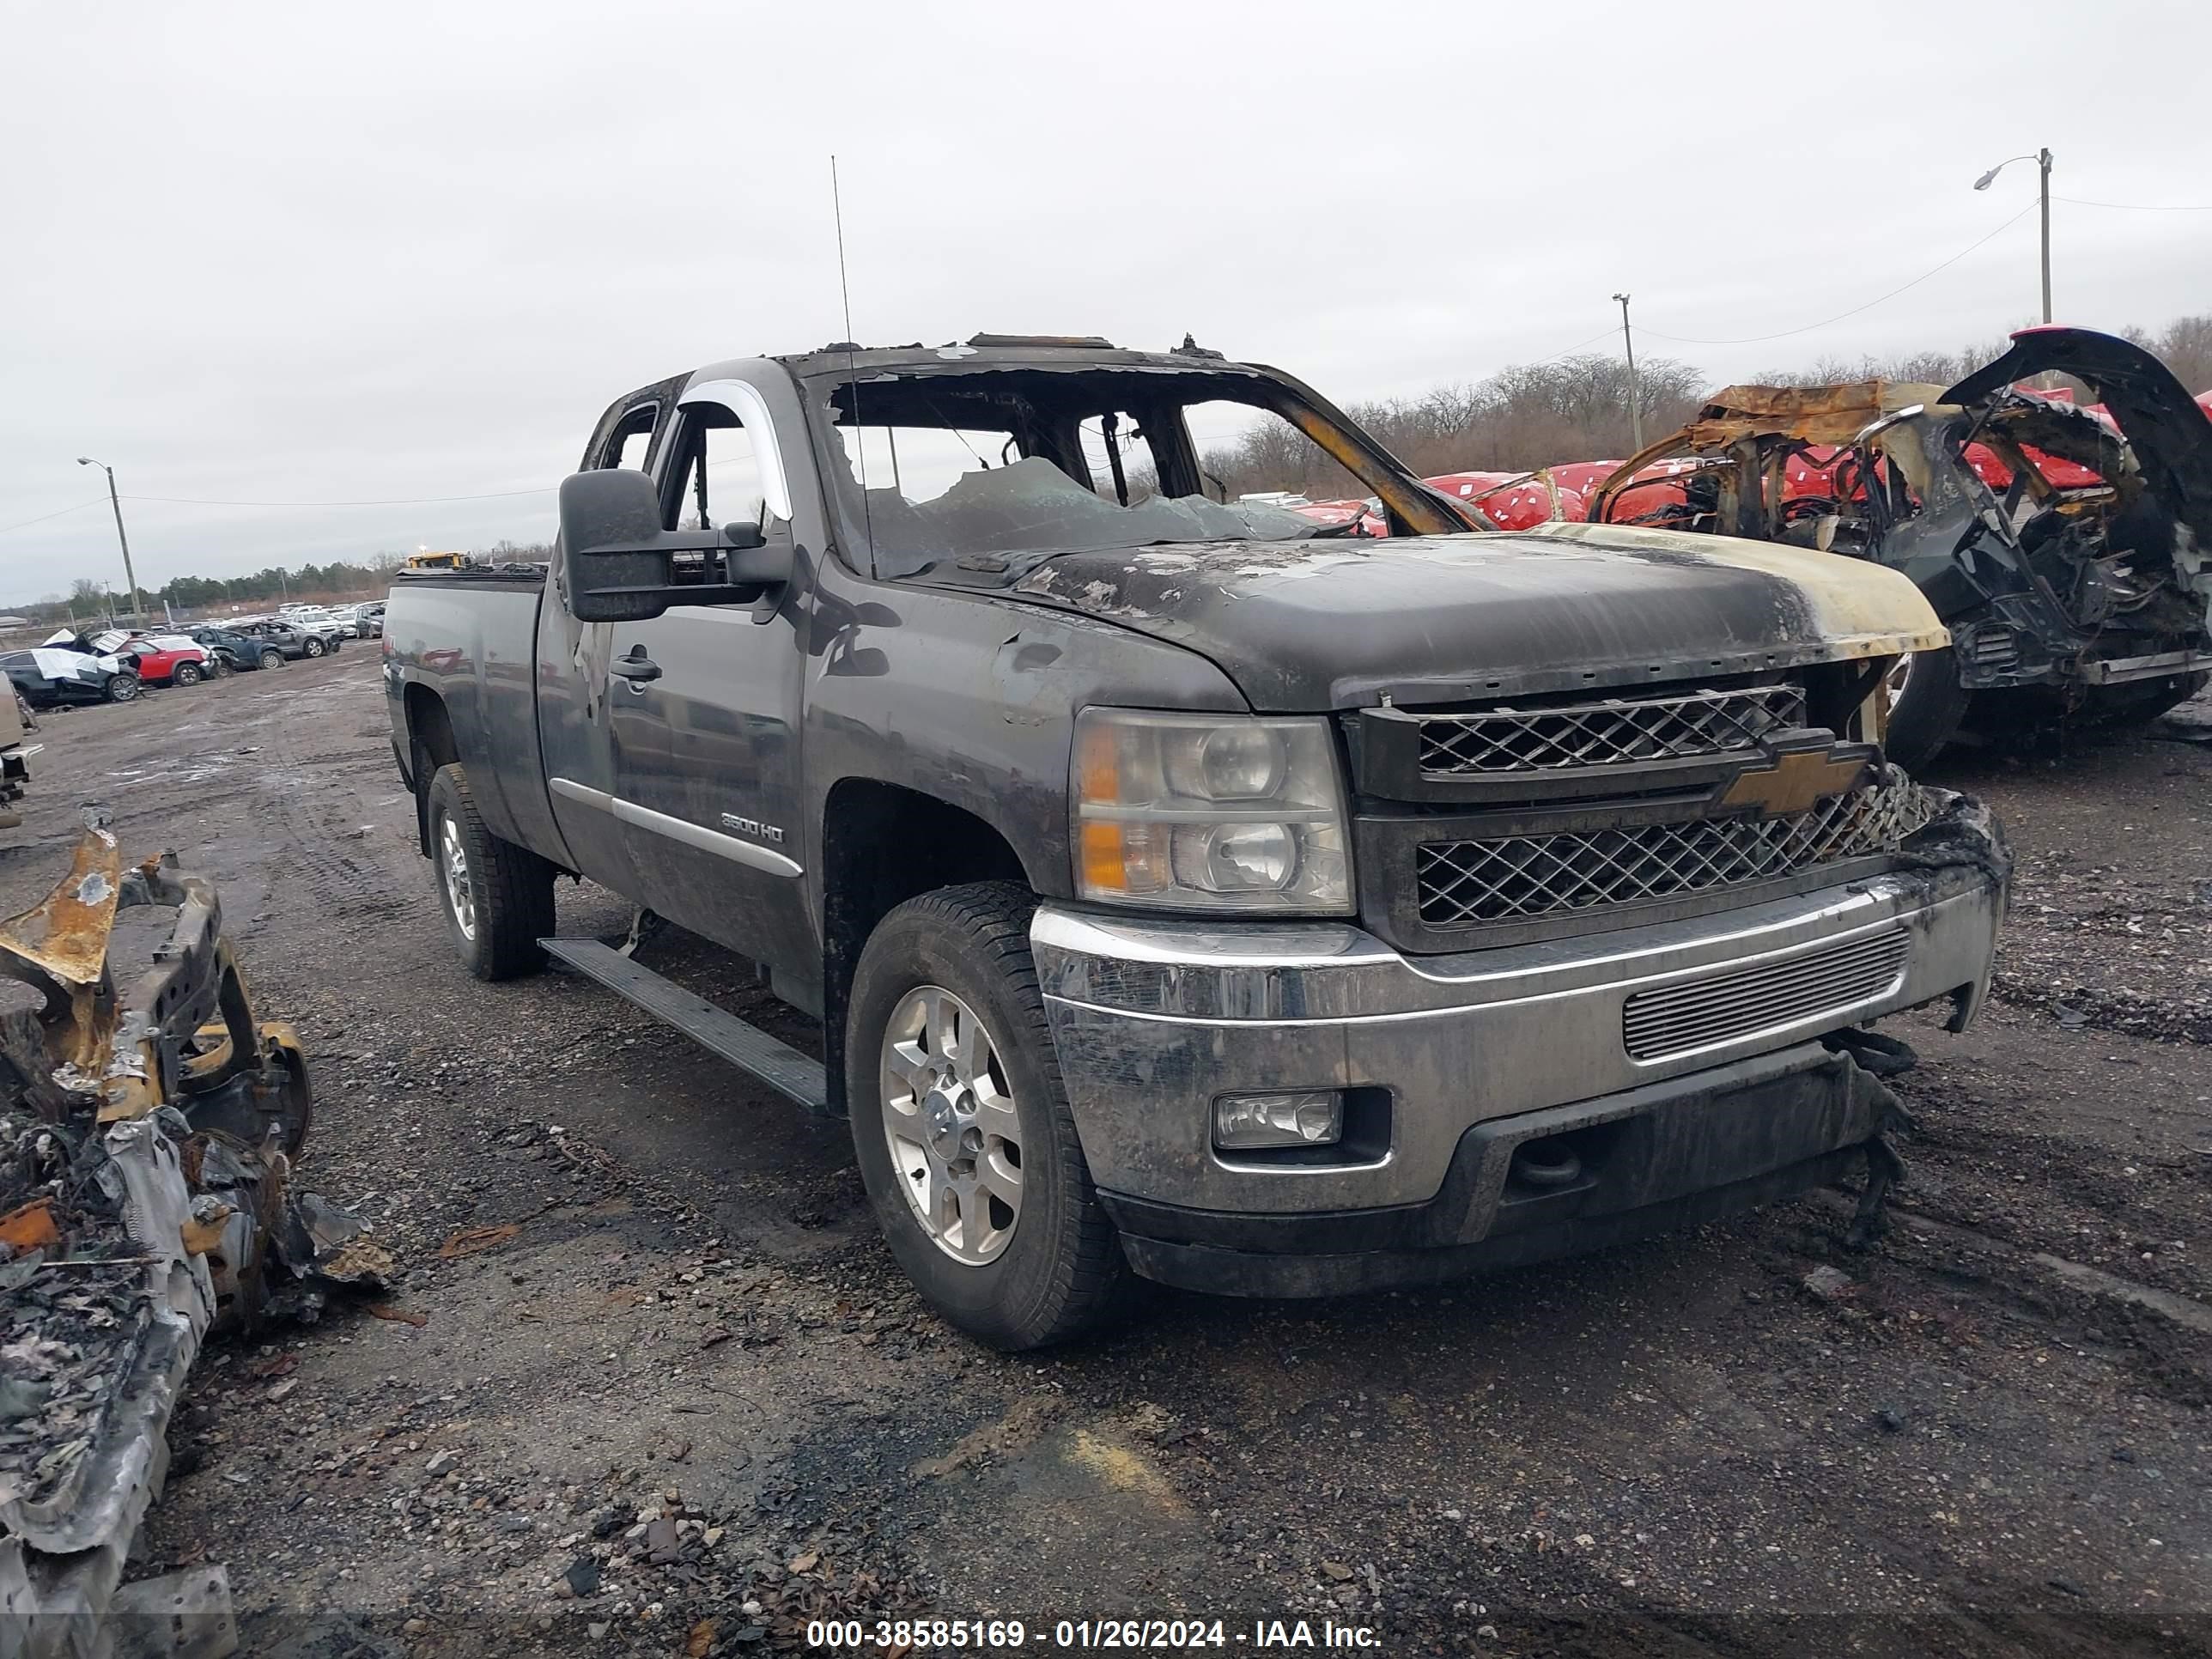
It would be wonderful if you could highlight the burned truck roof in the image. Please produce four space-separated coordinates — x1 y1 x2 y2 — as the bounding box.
769 331 1251 380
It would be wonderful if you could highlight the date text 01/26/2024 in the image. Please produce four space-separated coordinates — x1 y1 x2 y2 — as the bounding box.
804 1620 1384 1650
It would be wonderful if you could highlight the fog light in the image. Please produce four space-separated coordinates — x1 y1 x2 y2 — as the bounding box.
1214 1090 1343 1151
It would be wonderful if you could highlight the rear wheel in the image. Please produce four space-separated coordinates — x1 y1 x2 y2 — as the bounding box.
105 672 142 703
425 763 555 980
259 649 284 670
1881 647 1971 771
302 637 325 659
847 881 1132 1350
172 661 204 686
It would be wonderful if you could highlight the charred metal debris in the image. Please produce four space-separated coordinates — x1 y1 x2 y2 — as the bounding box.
1 811 382 1659
1589 327 2212 755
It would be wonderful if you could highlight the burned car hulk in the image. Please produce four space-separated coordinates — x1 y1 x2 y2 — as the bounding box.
1590 327 2212 767
1 816 380 1652
384 332 2008 1350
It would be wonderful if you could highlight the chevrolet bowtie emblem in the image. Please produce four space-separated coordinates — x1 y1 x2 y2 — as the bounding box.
1717 744 1870 817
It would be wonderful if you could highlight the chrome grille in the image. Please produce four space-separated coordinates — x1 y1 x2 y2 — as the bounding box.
1417 684 1804 776
1623 929 1910 1060
1415 780 1938 927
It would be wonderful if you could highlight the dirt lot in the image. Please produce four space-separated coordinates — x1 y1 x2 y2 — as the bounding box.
6 651 2209 1658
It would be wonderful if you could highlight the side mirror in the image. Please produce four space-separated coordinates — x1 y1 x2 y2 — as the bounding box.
558 470 789 624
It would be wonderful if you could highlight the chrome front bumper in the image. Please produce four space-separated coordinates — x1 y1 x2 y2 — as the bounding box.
1032 860 2003 1224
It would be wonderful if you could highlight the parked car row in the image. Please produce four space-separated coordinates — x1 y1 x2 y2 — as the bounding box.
1 603 375 708
276 600 382 639
1 627 221 708
193 615 345 667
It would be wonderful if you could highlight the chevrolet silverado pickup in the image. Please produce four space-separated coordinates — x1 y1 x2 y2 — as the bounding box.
384 333 2008 1349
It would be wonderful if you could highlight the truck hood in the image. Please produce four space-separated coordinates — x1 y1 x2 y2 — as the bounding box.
1009 520 1947 710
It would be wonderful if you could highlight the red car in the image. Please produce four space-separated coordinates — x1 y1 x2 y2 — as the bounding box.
87 630 216 686
1288 498 1389 536
1423 471 1587 528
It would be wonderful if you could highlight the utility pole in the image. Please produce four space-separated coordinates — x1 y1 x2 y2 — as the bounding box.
1973 148 2053 325
2037 146 2052 325
1612 293 1644 453
76 457 144 621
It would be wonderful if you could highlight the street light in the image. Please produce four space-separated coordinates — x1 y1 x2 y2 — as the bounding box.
75 456 144 622
1973 147 2052 325
1612 293 1644 453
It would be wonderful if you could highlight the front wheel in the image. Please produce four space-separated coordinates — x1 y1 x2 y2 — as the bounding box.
847 881 1132 1350
172 661 204 686
1881 647 1971 772
105 672 142 703
302 637 325 659
259 649 284 670
425 763 555 980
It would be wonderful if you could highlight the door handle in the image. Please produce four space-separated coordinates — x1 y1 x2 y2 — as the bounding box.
609 650 661 685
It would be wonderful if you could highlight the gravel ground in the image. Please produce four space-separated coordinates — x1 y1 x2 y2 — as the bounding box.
3 653 2207 1658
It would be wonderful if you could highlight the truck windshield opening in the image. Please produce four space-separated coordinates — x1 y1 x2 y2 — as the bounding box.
807 367 1378 580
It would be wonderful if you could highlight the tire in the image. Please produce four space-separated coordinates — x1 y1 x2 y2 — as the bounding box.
846 880 1132 1350
207 655 232 678
259 649 284 671
302 637 325 659
425 763 556 981
172 661 204 686
104 672 142 704
1881 647 1971 771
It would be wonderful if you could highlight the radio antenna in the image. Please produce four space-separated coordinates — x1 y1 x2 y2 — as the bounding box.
830 155 874 563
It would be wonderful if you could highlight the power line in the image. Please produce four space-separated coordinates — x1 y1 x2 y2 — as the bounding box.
1509 325 1619 368
1635 203 2036 347
2054 194 2212 212
118 485 551 507
0 497 111 537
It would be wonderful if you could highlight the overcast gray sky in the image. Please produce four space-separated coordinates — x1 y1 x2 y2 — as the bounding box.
3 0 2209 605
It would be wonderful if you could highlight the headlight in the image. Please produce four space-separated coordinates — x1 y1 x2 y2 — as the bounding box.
1073 708 1352 914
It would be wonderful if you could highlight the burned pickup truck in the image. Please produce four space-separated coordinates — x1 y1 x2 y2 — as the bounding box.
1589 327 2212 767
384 333 2006 1349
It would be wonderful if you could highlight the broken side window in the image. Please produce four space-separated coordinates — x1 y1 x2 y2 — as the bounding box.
613 416 654 471
1101 399 1356 510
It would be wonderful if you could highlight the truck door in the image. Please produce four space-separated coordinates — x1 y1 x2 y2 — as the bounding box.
538 380 678 893
607 375 817 984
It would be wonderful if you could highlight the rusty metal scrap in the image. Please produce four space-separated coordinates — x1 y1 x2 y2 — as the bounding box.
1676 380 1952 450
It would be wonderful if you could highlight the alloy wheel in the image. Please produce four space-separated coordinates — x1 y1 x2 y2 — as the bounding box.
879 985 1024 1264
438 813 477 940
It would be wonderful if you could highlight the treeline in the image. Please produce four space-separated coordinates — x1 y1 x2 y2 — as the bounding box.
157 560 396 608
155 538 550 607
27 540 554 625
1197 312 2212 502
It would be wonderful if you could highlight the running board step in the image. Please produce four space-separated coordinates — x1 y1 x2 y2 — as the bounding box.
541 937 830 1112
